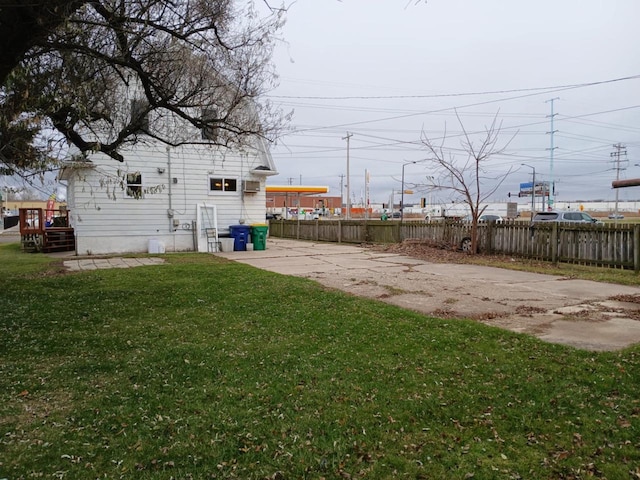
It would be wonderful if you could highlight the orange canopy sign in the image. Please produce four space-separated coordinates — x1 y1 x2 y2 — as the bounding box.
266 185 329 194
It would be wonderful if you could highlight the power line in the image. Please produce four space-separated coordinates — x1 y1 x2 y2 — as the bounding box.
268 74 640 100
288 85 640 134
281 105 640 156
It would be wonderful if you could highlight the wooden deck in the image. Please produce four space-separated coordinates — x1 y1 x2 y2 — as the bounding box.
19 208 75 253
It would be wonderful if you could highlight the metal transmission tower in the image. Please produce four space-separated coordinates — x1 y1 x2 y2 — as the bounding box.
546 97 559 210
611 143 628 220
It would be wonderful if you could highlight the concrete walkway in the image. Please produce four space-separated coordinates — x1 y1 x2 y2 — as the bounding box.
63 257 165 271
1 230 166 270
215 238 640 351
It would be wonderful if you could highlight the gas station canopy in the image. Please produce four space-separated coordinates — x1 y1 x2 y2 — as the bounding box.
265 185 329 194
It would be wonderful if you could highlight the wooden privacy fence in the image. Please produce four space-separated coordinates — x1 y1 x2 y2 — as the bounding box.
268 219 640 271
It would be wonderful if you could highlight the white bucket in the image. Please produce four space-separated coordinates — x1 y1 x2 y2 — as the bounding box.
246 243 254 251
148 239 165 254
219 238 235 252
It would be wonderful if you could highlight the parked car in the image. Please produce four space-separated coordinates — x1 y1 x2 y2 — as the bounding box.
461 214 503 223
608 213 624 220
458 214 504 253
266 213 282 220
532 211 602 224
480 214 502 222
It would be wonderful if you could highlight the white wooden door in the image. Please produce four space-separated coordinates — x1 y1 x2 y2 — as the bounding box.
196 204 218 253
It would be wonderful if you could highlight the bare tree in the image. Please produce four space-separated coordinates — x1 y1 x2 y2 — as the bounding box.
1 0 287 178
0 0 291 84
421 112 516 254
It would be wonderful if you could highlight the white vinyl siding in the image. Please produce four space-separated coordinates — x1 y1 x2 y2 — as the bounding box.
66 142 269 255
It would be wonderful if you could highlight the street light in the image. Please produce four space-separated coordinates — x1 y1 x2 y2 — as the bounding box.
521 164 536 216
401 160 426 222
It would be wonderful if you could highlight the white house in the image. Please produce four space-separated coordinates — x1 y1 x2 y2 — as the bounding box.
60 114 277 255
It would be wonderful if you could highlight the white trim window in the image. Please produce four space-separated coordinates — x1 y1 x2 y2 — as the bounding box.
209 176 237 193
125 172 143 198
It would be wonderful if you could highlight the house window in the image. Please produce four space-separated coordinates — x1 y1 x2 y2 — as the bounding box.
130 98 150 133
126 172 143 198
209 177 237 192
201 107 219 141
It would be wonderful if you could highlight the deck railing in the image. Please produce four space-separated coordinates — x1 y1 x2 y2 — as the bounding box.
19 208 75 253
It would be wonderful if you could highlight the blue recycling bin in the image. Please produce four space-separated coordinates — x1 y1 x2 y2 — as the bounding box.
229 224 251 251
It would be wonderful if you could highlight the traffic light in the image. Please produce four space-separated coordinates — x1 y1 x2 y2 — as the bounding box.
420 197 426 208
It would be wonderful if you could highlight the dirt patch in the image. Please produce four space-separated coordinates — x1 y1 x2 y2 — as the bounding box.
361 241 640 350
515 305 548 316
610 294 640 304
368 238 551 268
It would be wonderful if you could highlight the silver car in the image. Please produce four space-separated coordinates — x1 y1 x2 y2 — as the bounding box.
532 211 602 224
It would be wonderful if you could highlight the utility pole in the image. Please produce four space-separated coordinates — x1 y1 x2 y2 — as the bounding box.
287 177 294 186
364 170 370 220
401 160 419 222
338 174 345 216
546 97 559 210
521 164 536 216
611 143 627 220
342 132 353 219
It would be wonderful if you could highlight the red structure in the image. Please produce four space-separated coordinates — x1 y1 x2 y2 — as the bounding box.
265 185 341 212
612 178 640 189
266 194 342 210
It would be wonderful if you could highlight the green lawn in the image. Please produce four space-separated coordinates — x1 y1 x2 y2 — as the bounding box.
1 243 639 479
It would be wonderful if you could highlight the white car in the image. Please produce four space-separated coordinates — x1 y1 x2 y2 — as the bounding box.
462 214 503 223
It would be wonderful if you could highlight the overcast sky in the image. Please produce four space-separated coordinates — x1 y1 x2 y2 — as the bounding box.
263 0 640 206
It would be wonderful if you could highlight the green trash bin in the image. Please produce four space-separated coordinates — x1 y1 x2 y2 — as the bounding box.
250 224 268 251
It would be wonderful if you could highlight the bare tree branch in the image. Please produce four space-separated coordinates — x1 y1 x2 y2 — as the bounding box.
420 112 517 254
1 0 287 172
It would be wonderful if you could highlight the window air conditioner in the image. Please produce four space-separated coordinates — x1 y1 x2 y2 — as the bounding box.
243 180 260 193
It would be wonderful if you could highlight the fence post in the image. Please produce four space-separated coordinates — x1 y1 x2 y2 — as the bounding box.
551 222 558 264
486 222 494 254
363 219 370 243
634 225 640 273
338 220 342 244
